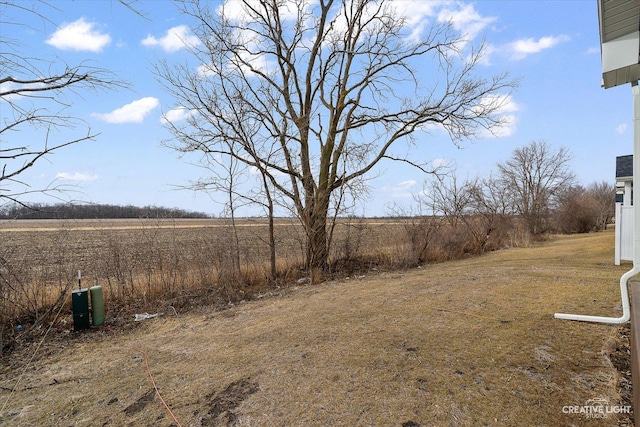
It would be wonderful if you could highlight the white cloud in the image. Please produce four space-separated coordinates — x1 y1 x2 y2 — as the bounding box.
432 158 448 169
141 25 200 53
217 0 303 23
92 97 160 123
397 179 418 190
474 94 520 138
437 3 496 41
197 47 274 79
46 18 111 52
326 1 489 47
212 1 496 77
489 93 519 114
616 123 628 134
381 179 418 200
56 172 98 181
386 0 441 40
506 35 570 60
161 106 195 123
492 114 518 138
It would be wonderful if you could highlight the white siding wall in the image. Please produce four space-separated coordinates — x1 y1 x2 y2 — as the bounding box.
616 203 634 265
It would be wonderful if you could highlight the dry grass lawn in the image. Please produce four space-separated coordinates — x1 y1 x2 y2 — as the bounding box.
0 230 634 426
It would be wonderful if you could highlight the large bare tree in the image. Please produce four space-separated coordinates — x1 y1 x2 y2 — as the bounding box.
498 140 575 236
160 0 517 270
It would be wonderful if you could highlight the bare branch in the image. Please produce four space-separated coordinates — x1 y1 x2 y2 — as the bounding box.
0 1 128 206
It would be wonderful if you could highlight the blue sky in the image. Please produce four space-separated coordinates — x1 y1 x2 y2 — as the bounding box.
2 0 633 217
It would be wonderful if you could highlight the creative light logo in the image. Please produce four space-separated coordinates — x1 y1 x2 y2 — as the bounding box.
562 398 631 419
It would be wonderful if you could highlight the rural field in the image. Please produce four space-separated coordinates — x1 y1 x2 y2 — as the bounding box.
0 227 634 426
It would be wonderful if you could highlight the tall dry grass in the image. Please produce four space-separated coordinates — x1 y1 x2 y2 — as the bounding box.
0 215 532 348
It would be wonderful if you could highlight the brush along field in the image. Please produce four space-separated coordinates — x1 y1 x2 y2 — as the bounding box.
0 217 401 323
0 230 634 426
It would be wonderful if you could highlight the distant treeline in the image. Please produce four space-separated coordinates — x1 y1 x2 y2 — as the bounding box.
0 203 211 219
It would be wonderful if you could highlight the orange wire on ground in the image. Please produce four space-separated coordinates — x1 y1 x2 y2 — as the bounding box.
106 326 183 427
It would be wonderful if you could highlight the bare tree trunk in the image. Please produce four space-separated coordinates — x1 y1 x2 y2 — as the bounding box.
305 194 330 272
267 207 276 281
228 172 242 282
261 173 277 282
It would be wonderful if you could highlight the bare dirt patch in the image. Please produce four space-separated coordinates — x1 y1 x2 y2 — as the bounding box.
606 324 634 426
200 377 260 426
0 230 634 426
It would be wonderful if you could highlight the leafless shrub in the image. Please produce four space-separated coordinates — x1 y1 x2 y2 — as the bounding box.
330 217 369 264
407 216 443 264
554 182 615 234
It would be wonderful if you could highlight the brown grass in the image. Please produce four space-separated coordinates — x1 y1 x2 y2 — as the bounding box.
0 229 633 426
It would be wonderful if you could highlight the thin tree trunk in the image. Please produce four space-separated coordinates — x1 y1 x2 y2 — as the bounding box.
228 165 242 281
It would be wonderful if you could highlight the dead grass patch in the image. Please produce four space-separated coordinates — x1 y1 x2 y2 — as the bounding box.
0 230 633 426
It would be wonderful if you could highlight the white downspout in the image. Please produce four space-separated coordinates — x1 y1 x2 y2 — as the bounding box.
555 82 640 324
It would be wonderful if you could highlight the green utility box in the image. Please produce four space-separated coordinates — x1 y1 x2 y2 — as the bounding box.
72 289 90 331
90 286 105 326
